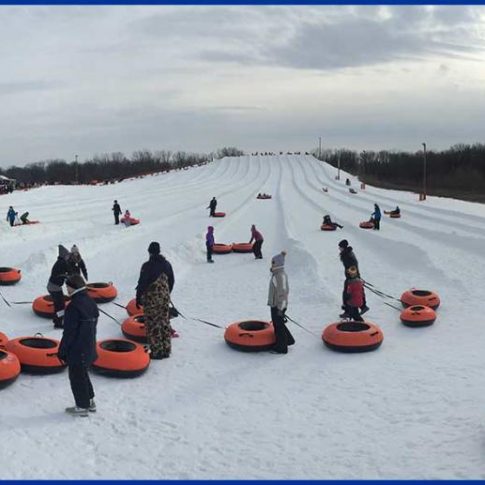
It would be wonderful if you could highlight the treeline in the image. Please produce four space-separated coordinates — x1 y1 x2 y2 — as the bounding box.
313 144 485 198
0 146 245 186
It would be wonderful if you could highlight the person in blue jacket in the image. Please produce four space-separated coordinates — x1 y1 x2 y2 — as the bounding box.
58 274 99 417
6 206 15 226
371 203 381 230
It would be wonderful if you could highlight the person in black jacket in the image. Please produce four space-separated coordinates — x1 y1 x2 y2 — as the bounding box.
68 245 88 280
59 274 98 417
112 200 122 225
207 197 217 217
136 242 175 359
47 245 71 328
338 239 369 315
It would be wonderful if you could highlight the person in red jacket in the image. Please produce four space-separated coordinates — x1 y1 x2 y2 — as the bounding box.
249 224 264 259
341 266 365 321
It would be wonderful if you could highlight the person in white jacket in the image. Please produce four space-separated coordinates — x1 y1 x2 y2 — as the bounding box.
267 250 295 354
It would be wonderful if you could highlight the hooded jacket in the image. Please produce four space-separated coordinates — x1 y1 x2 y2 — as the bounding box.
267 267 289 311
136 254 175 303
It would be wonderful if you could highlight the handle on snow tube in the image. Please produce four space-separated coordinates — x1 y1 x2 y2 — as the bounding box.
238 333 254 338
370 332 379 337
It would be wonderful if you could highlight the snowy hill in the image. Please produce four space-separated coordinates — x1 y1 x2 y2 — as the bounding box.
1 154 485 479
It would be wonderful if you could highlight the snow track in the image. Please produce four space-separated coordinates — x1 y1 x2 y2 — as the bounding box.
1 155 485 479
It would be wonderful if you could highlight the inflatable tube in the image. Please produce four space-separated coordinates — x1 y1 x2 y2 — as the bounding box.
390 213 401 218
359 221 374 229
5 336 66 374
0 331 8 348
0 267 21 286
213 212 226 218
224 320 275 352
232 243 253 253
321 224 336 231
257 195 272 200
400 289 440 309
87 282 118 303
91 339 150 378
14 220 40 226
0 350 21 389
121 314 147 343
322 321 384 353
126 298 142 316
213 243 233 254
121 217 140 226
400 305 436 327
32 294 71 318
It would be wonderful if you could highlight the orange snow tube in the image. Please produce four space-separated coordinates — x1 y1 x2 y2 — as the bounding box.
121 314 147 343
400 289 440 309
87 282 118 303
126 298 142 316
32 294 71 318
5 336 66 374
232 243 253 253
121 216 140 226
400 305 436 327
0 350 21 389
322 321 384 353
0 267 21 286
224 320 275 352
92 339 150 378
213 243 233 254
213 212 226 218
359 221 374 229
0 331 8 348
321 224 336 231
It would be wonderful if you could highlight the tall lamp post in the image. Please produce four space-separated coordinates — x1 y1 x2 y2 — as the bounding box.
337 151 341 180
75 154 79 184
318 137 322 159
422 143 427 200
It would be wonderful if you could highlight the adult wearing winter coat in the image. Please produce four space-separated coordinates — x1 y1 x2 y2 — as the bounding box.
371 204 381 230
112 200 121 225
267 251 294 354
249 225 264 259
68 245 88 280
47 245 71 328
6 206 15 226
207 197 217 217
206 226 215 263
136 242 175 359
59 274 98 417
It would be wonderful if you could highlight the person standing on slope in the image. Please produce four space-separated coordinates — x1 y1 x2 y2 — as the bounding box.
206 226 215 263
58 274 98 417
136 242 175 359
112 200 121 225
6 206 15 227
341 266 365 322
249 224 264 259
68 245 88 280
338 239 369 315
207 197 217 217
47 245 71 328
371 203 381 230
267 251 295 354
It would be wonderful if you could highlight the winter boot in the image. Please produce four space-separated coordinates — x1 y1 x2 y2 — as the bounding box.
339 311 350 319
65 406 89 417
89 399 96 413
360 305 370 315
53 316 64 329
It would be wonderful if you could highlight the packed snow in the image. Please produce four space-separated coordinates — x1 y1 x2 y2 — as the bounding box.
1 154 485 479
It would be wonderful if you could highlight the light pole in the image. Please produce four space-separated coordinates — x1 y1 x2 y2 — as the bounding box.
318 137 322 159
75 154 79 184
337 151 341 180
422 143 427 200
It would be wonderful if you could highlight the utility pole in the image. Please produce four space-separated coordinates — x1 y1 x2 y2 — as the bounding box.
75 154 79 184
337 151 341 180
318 137 322 159
422 143 427 200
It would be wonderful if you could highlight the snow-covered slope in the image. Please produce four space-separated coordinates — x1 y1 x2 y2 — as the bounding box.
1 155 484 479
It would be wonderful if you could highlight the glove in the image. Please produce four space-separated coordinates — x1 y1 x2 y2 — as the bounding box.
136 299 142 309
277 308 284 317
57 353 66 363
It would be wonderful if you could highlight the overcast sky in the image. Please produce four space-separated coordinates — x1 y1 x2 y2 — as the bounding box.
0 5 484 167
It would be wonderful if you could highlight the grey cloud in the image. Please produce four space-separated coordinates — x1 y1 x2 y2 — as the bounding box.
0 80 64 96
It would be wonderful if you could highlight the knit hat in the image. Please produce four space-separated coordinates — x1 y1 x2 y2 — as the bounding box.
271 250 287 269
66 274 86 290
207 226 214 231
148 241 160 255
338 239 348 249
58 245 70 259
71 245 80 254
